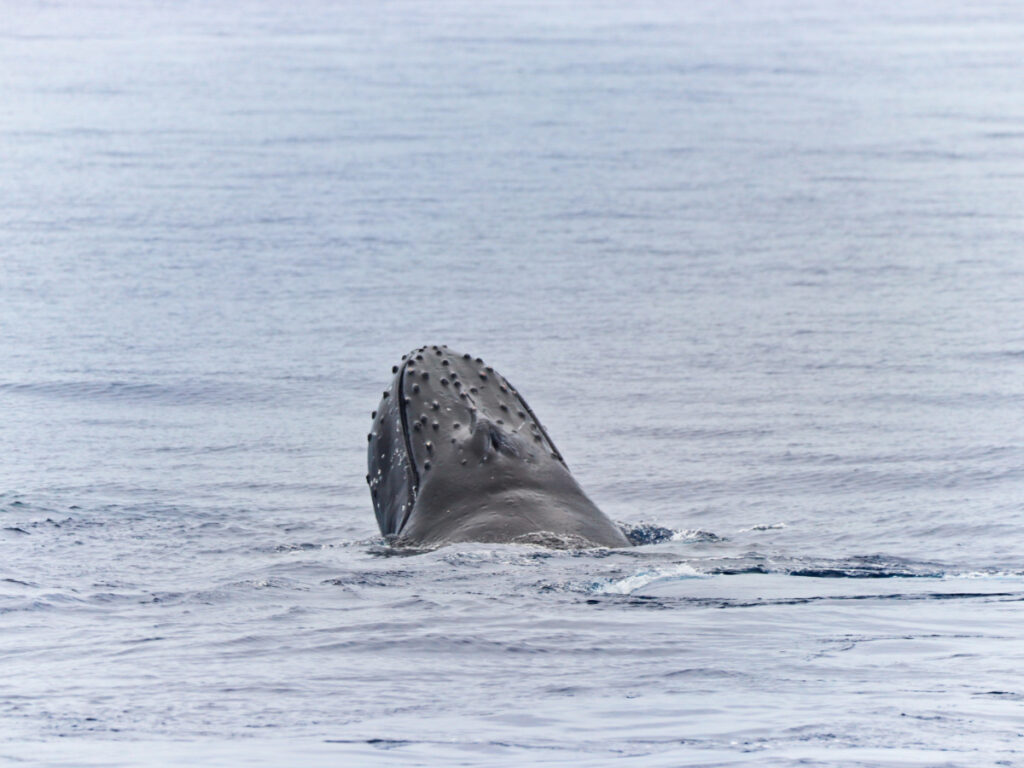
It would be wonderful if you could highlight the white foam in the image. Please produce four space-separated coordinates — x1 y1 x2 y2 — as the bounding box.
669 529 720 541
943 570 1024 581
738 522 787 532
596 563 706 595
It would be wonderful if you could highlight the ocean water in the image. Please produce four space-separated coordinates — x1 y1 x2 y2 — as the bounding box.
3 1 1024 765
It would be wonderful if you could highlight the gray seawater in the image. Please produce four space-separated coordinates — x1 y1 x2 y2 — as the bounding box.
3 1 1024 765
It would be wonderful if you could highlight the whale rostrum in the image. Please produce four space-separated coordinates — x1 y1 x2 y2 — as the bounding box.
366 345 630 549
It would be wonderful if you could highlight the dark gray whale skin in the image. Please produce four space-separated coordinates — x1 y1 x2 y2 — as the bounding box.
366 345 630 549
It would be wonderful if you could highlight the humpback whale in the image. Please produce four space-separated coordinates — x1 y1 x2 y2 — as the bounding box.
366 345 630 549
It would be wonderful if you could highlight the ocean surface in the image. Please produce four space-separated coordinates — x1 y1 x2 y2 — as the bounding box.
3 1 1024 765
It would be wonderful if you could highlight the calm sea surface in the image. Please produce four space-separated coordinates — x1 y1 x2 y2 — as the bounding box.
3 1 1024 765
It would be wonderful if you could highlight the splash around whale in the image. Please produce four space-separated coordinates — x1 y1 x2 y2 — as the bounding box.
366 345 630 549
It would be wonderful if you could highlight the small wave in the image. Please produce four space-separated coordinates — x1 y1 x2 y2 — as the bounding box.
323 573 411 588
273 542 323 553
594 563 706 595
944 570 1024 581
0 378 266 406
671 529 725 543
620 523 724 546
510 531 596 549
366 542 435 558
739 522 786 532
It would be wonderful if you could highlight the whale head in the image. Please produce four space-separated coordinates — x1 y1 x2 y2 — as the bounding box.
366 345 630 549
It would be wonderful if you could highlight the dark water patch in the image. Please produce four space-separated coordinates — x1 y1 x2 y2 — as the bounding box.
587 590 1024 611
976 691 1024 700
707 554 953 580
788 567 944 579
622 523 674 545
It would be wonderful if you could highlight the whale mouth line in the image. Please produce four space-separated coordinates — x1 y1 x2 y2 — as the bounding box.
395 359 420 529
